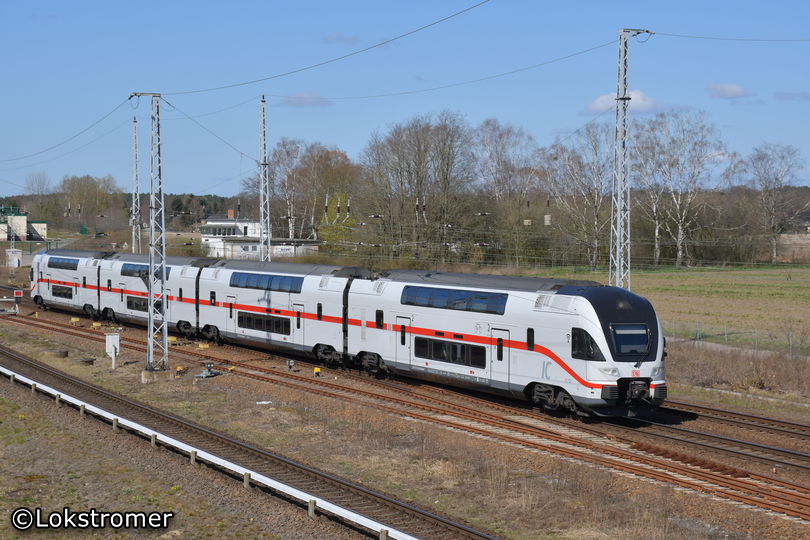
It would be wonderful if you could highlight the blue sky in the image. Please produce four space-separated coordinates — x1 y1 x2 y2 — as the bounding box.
1 0 808 198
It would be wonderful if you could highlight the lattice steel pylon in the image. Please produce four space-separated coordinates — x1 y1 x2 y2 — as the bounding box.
130 117 142 254
133 93 169 371
610 28 651 291
258 95 272 261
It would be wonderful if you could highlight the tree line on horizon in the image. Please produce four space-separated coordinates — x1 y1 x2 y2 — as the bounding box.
4 108 809 269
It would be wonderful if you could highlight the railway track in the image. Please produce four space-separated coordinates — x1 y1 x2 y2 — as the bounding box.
3 314 810 522
0 342 499 540
662 400 810 440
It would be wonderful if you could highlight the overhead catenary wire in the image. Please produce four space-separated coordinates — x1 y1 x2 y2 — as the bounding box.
160 97 258 162
163 0 493 96
0 98 130 162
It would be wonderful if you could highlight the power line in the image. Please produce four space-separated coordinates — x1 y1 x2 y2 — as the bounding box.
268 39 617 101
656 32 810 42
0 118 131 172
0 98 130 162
163 0 493 96
160 97 257 162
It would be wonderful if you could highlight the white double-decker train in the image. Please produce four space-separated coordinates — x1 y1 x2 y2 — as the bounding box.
31 249 666 416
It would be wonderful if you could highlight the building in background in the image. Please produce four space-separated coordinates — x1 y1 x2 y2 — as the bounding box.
200 209 319 260
0 207 48 241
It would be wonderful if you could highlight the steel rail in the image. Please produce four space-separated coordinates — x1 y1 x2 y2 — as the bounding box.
0 344 498 540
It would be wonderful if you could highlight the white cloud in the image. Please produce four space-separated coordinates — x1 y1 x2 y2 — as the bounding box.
583 89 659 115
707 83 752 99
322 32 360 45
280 93 333 107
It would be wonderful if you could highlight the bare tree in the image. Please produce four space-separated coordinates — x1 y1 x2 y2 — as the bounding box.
545 121 612 270
25 172 52 217
635 111 726 267
269 138 305 239
745 143 806 262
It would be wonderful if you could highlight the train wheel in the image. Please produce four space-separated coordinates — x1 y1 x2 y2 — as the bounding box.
102 308 117 322
176 320 194 338
201 325 220 342
83 304 97 319
314 344 337 366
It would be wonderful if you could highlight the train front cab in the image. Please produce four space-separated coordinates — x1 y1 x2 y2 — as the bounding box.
561 286 667 416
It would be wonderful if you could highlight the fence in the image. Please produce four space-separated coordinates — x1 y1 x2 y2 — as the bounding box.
665 319 810 357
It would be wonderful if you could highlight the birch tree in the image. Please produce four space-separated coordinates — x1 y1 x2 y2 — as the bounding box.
746 143 805 262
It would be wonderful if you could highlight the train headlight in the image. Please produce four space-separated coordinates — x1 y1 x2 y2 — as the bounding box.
650 366 665 379
597 366 620 377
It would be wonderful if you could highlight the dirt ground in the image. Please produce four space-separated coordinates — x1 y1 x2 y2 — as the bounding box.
1 317 808 540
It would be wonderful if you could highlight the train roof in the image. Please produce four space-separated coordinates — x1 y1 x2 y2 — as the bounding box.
43 249 215 267
41 248 111 259
378 270 601 293
210 259 373 278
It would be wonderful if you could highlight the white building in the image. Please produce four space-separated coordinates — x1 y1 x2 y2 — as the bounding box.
199 212 319 260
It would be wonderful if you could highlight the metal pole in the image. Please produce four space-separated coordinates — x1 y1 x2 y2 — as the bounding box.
259 96 272 261
610 28 651 291
131 117 141 254
133 93 169 371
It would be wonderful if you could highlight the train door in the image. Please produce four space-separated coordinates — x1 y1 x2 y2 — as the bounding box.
490 328 511 387
293 303 305 347
225 295 236 336
395 316 411 366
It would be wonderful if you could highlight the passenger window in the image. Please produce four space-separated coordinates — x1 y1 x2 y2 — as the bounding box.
527 328 534 351
375 310 384 329
571 328 606 361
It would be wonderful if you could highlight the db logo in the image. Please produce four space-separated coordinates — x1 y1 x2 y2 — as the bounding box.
631 369 641 377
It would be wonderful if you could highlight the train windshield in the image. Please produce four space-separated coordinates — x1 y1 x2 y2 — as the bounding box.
612 324 650 357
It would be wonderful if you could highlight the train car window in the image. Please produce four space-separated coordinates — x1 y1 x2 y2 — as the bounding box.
469 292 489 313
415 337 429 358
47 257 79 271
413 287 431 307
291 278 303 294
107 280 112 292
571 328 606 361
429 288 451 309
236 312 291 335
317 303 323 320
246 273 260 289
375 310 384 329
210 292 216 305
527 328 535 350
448 290 470 310
257 274 271 290
469 345 486 368
52 285 73 299
279 276 293 293
400 324 406 345
413 337 487 369
126 296 147 312
497 338 504 361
